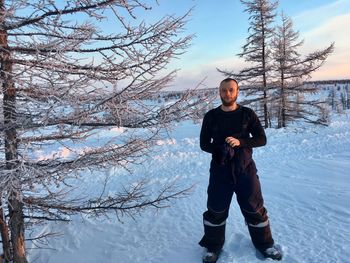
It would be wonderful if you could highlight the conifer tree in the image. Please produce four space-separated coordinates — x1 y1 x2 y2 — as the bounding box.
219 0 278 128
0 1 200 261
271 13 334 127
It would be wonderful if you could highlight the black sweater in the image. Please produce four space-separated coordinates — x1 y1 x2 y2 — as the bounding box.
200 105 266 154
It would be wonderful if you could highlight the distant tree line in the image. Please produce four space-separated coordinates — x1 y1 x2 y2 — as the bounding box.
326 84 350 111
306 79 350 85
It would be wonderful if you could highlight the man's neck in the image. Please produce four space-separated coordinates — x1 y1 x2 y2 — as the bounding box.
221 103 238 112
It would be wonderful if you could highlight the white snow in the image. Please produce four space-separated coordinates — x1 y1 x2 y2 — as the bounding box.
27 110 350 263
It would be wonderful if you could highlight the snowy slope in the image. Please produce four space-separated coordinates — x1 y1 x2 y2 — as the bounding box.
27 111 350 263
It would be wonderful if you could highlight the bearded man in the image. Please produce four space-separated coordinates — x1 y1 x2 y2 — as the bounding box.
199 78 282 263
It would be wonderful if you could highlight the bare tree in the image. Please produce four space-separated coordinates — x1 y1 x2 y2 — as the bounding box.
0 1 204 262
271 13 334 127
339 85 350 110
328 88 337 111
219 0 278 128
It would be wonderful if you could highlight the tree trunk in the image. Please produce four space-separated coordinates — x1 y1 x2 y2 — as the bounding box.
9 197 27 263
0 200 12 263
263 78 269 128
261 11 269 129
262 44 269 128
281 72 286 128
1 2 27 262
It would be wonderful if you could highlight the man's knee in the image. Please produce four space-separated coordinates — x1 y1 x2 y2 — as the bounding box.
241 206 269 225
203 208 229 225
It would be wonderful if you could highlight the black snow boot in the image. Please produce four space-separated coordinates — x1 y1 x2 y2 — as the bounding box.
259 245 282 261
202 249 221 263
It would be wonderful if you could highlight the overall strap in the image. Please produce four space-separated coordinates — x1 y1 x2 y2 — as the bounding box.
240 106 250 138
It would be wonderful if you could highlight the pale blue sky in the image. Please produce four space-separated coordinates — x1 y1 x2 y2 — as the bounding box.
107 0 350 90
11 1 349 91
155 0 350 90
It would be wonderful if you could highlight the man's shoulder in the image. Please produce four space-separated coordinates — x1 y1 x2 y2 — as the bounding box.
240 105 256 115
204 106 220 117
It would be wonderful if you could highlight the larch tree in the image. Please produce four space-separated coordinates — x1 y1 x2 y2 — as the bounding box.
219 0 278 128
0 1 203 262
271 13 334 127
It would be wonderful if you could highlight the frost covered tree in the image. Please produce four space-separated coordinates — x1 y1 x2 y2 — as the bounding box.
219 0 278 128
328 88 337 111
271 13 334 127
339 85 350 110
0 1 203 262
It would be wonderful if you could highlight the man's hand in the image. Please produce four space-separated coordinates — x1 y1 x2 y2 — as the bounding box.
225 136 240 148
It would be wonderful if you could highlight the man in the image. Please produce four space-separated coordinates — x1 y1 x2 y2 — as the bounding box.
199 78 282 263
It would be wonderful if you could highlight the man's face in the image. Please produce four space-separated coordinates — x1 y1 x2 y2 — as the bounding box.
219 81 239 106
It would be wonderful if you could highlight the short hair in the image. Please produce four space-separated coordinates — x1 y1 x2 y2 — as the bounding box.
220 78 239 89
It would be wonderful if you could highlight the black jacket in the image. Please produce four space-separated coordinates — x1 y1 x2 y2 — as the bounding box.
200 105 266 168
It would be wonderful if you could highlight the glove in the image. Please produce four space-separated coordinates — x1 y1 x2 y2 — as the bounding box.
212 143 235 165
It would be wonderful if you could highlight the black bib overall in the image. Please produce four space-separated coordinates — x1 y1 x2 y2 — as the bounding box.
199 106 274 252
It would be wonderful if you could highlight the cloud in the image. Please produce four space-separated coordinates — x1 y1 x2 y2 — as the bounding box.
289 0 350 79
301 13 350 80
293 0 350 31
170 56 247 90
171 2 350 90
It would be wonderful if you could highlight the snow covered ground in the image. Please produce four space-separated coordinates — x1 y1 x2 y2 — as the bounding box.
27 110 350 263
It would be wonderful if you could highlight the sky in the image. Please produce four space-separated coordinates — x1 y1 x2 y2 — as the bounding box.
141 0 350 90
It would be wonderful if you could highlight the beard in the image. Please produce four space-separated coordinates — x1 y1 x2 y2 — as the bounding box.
220 95 237 106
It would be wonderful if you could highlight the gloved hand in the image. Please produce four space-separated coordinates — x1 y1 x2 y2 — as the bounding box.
212 143 235 165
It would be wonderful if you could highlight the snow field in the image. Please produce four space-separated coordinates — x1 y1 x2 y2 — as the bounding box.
28 111 350 263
